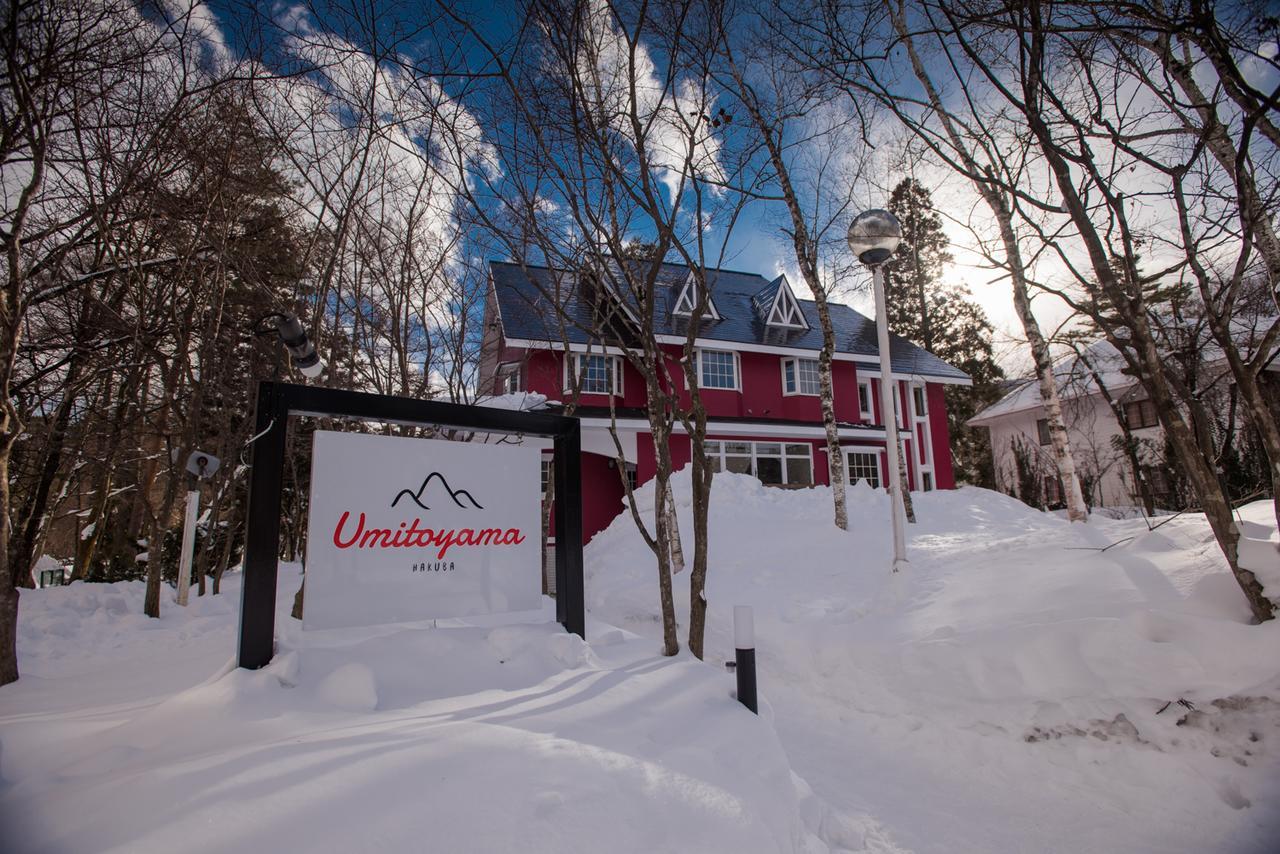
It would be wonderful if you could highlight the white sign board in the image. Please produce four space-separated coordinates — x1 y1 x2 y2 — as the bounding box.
303 430 541 630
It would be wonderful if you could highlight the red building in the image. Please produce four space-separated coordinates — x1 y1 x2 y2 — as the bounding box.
480 261 970 543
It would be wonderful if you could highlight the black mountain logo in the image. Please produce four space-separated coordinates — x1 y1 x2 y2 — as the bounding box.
392 471 484 510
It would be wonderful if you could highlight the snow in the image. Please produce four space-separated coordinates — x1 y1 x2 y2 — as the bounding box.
0 567 823 854
4 475 1279 852
969 340 1134 424
585 471 1280 853
474 390 549 411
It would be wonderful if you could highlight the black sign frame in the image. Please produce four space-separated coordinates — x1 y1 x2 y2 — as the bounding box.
237 380 584 669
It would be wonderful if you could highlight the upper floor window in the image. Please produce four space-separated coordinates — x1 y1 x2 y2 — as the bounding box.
1036 418 1052 446
569 353 622 395
1124 398 1158 429
858 379 874 421
782 357 820 395
502 368 520 395
697 349 738 390
912 384 927 416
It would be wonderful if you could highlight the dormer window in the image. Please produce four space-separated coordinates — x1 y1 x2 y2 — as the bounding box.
766 280 808 329
672 273 720 319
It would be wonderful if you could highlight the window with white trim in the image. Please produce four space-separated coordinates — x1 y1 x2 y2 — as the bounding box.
858 379 874 421
705 440 813 486
697 349 738 390
846 450 882 488
767 284 808 328
569 353 622 395
782 357 821 395
503 368 520 395
910 382 934 489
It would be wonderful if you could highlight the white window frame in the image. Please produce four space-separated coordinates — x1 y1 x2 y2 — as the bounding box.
696 348 740 391
857 378 875 421
503 367 521 395
910 381 934 489
781 357 821 396
766 281 809 329
845 436 913 490
845 445 887 489
565 352 624 396
704 439 814 486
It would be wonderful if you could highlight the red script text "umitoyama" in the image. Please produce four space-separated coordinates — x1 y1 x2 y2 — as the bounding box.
332 511 526 559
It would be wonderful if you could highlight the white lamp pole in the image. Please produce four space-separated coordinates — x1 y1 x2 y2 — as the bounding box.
848 209 909 573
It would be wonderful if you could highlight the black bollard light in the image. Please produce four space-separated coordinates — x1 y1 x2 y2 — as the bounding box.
734 605 757 714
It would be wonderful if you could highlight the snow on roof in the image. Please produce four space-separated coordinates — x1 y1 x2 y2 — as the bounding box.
968 340 1137 425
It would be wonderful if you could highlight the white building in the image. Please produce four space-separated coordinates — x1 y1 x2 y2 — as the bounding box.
967 342 1167 510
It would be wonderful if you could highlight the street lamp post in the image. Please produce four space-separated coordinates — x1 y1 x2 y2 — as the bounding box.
848 209 908 573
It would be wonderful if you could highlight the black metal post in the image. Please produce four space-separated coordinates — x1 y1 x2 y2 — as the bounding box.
238 382 287 669
553 423 585 640
734 605 757 714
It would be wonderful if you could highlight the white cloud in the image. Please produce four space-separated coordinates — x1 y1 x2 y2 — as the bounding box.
571 0 725 202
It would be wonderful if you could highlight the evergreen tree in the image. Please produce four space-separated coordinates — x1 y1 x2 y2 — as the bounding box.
886 178 1004 486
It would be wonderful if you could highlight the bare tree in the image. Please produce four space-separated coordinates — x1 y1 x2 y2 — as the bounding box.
444 0 745 657
716 20 865 531
791 0 1091 522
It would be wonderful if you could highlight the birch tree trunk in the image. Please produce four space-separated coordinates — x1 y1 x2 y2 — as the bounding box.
897 438 916 523
664 481 684 575
888 5 1089 523
724 54 848 529
1012 4 1269 619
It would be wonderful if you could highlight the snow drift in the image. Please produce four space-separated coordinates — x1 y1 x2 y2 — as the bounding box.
586 471 1280 853
0 568 826 854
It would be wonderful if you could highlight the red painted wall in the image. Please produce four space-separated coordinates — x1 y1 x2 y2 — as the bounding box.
928 383 955 488
581 452 627 541
524 349 650 409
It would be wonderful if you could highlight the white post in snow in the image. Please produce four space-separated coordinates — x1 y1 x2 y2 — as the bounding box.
176 489 199 606
873 265 909 573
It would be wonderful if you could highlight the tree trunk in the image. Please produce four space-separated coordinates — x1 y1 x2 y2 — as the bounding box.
889 7 1088 523
0 430 19 686
664 480 684 574
897 437 916 523
725 55 848 530
1018 9 1269 619
1077 345 1156 515
650 427 679 656
10 357 82 588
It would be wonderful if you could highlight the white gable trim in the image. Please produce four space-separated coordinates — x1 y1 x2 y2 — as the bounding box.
766 277 809 329
672 271 720 320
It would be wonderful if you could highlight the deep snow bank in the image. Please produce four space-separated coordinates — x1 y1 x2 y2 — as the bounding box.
0 568 826 854
586 471 1280 853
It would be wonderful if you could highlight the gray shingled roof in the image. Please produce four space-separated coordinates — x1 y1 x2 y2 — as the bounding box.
490 260 970 382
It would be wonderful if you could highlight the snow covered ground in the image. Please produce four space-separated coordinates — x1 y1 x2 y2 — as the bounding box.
0 569 823 853
2 477 1278 853
587 474 1280 853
